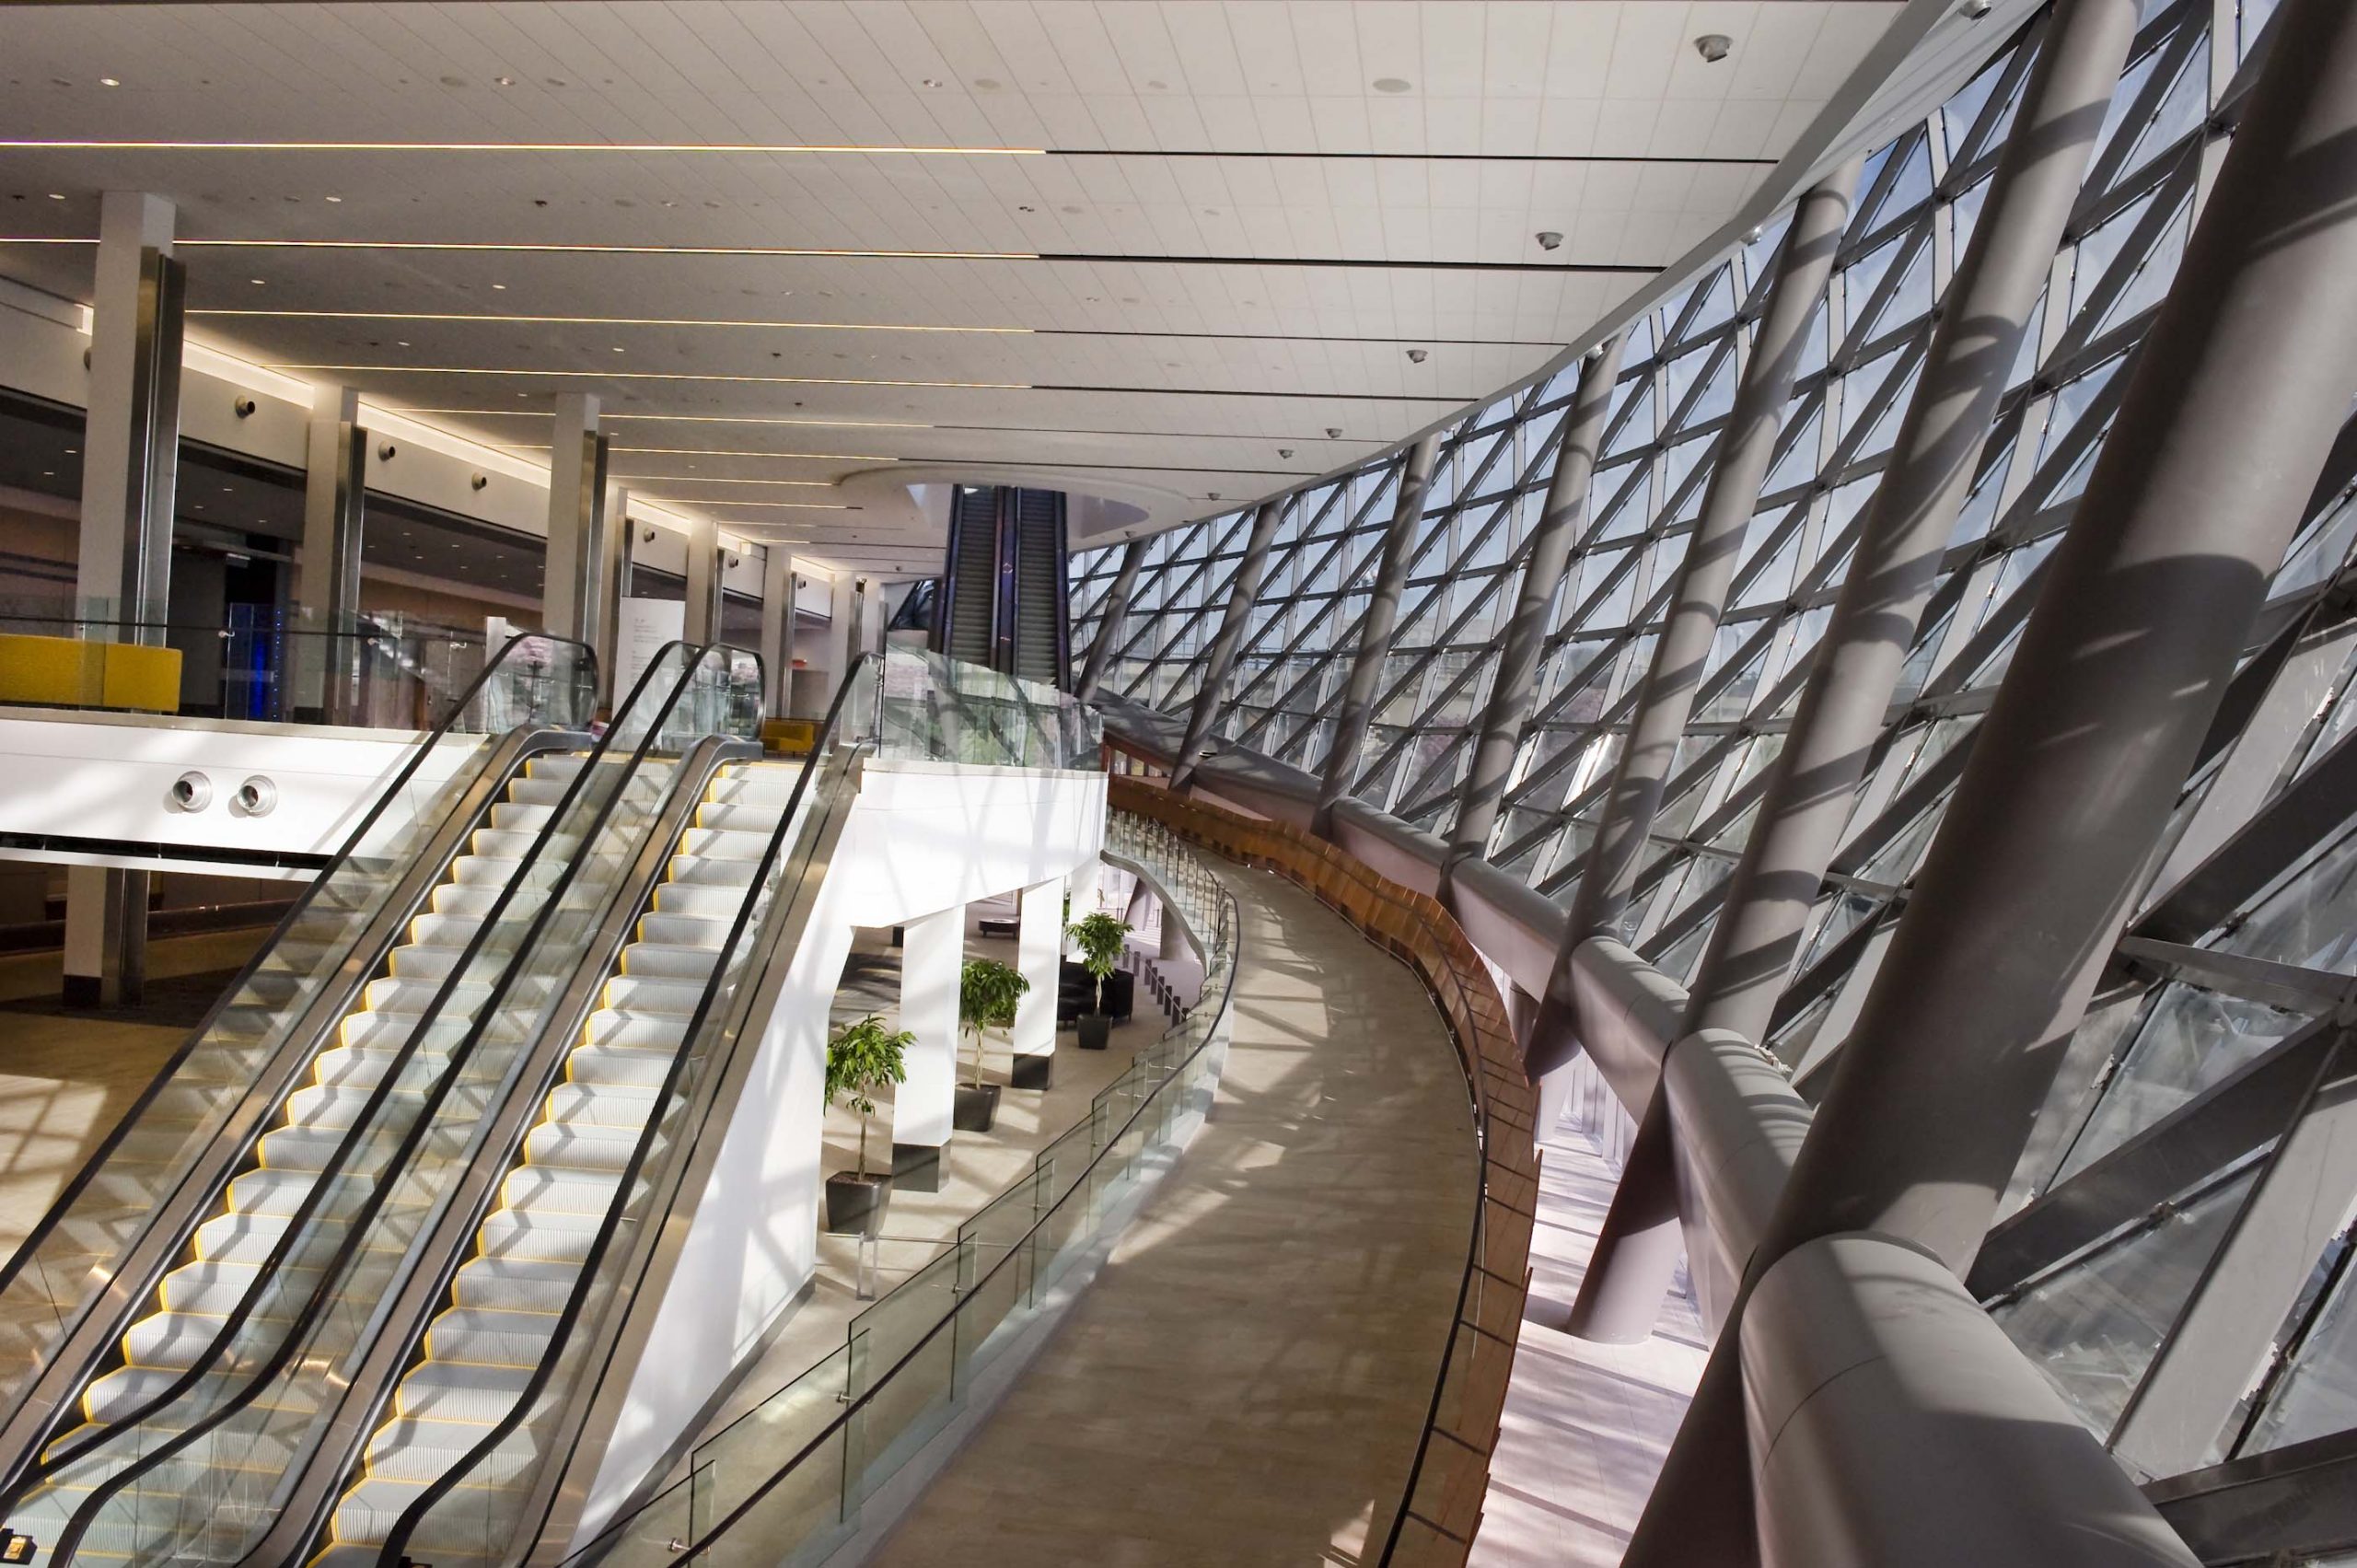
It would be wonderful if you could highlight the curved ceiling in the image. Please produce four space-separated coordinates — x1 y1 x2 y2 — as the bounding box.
0 0 1903 575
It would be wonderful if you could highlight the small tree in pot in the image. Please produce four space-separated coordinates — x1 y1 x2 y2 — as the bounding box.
1066 912 1134 1050
955 958 1028 1130
823 1014 911 1236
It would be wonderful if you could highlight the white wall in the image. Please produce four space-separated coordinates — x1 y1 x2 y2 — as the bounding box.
577 759 1106 1540
0 708 462 877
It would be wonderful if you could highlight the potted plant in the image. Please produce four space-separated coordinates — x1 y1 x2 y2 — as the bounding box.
823 1014 911 1237
1066 912 1134 1051
956 957 1030 1124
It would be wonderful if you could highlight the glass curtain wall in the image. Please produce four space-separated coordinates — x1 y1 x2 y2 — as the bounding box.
1070 0 2357 1492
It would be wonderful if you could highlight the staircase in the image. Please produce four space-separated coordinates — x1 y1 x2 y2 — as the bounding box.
7 751 593 1565
319 760 804 1568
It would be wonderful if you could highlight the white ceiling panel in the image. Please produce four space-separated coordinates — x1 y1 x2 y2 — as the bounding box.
0 0 1902 569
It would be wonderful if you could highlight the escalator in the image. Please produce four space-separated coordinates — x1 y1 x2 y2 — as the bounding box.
0 641 767 1568
273 658 888 1568
934 485 1069 687
1011 486 1068 687
940 484 1000 668
320 758 804 1562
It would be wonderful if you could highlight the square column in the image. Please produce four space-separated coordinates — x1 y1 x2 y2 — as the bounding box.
544 393 610 649
759 545 792 718
78 191 179 640
682 512 721 644
295 383 365 720
891 906 962 1191
1011 878 1062 1089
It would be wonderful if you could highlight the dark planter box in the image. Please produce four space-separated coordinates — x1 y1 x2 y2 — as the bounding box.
1077 1012 1113 1051
891 1142 943 1193
824 1172 891 1237
1010 1050 1053 1090
953 1082 1001 1132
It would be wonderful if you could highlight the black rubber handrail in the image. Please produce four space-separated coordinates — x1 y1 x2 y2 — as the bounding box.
375 652 885 1567
0 633 591 1397
34 643 746 1565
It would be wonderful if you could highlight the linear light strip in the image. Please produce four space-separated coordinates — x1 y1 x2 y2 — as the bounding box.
508 446 899 461
0 139 1043 156
191 309 1033 333
181 239 1036 259
272 363 1030 389
605 475 836 486
406 410 931 429
639 499 857 509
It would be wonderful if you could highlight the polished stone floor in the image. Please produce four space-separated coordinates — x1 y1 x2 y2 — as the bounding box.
867 865 1480 1567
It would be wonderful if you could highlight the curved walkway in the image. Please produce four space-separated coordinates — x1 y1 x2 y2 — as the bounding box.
869 864 1480 1566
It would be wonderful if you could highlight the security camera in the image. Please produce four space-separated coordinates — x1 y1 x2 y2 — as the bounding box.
1325 426 1344 439
377 441 398 461
1277 448 1295 459
1535 230 1563 251
643 527 657 544
232 396 257 418
1407 348 1428 364
1960 0 1992 15
470 472 489 491
1694 33 1732 63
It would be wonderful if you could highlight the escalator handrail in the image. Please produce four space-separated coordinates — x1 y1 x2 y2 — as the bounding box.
0 634 592 1385
31 642 741 1562
377 652 887 1568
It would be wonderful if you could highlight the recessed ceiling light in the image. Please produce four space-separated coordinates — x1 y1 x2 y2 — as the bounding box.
492 283 507 290
611 345 626 353
250 277 266 285
46 192 64 201
99 78 121 88
325 194 343 203
494 75 517 87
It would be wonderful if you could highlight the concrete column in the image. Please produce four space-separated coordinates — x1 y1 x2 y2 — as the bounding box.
1169 499 1286 793
1445 343 1625 874
62 865 145 1009
891 906 962 1189
600 481 630 685
681 512 721 645
1157 899 1190 963
1011 879 1062 1089
76 191 179 640
295 384 366 721
1580 0 2142 1356
1523 157 1860 1121
66 192 178 1009
1313 434 1441 832
544 394 608 646
760 546 793 718
1629 0 2357 1560
1075 538 1147 700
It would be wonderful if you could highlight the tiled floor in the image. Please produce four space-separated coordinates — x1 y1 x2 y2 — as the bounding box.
867 865 1481 1567
1472 1087 1709 1567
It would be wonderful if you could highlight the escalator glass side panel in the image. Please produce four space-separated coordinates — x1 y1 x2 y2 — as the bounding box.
0 636 595 1418
0 644 730 1568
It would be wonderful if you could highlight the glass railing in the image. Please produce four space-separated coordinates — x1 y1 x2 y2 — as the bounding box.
0 633 595 1424
375 653 886 1568
6 643 756 1568
557 807 1232 1568
0 598 558 729
878 646 1102 771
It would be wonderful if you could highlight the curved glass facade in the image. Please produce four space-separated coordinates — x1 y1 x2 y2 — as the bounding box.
1074 0 2357 1483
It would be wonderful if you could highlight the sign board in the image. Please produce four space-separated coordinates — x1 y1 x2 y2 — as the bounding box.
615 598 687 699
